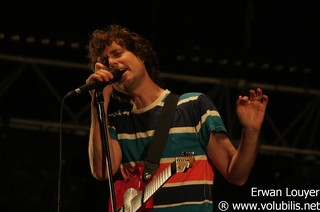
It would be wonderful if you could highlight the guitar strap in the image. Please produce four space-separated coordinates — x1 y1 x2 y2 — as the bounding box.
143 92 180 182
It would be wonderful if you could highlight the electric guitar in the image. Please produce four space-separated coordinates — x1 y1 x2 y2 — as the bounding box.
116 152 195 212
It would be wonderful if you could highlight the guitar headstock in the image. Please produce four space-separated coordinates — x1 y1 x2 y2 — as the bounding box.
175 152 195 173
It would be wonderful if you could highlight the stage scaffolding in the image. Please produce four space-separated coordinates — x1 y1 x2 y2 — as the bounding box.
1 53 320 158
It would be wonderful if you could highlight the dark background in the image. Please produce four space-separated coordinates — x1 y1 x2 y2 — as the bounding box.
1 1 320 212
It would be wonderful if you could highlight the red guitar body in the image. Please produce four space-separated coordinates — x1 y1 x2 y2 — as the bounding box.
109 166 153 212
109 153 195 212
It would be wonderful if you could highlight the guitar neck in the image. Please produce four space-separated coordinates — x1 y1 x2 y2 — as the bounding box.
131 162 176 211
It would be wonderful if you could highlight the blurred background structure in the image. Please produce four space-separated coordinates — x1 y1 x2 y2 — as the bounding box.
1 1 320 211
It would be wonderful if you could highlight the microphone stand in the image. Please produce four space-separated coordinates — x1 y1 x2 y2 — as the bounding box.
94 89 117 212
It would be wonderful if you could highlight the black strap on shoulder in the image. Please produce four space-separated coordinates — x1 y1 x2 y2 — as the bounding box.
143 93 180 182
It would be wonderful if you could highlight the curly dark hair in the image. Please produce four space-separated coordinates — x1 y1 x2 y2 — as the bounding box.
88 24 163 89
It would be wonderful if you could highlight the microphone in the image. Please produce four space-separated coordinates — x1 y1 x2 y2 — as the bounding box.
66 68 126 97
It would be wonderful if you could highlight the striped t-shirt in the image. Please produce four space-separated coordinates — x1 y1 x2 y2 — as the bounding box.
108 89 227 212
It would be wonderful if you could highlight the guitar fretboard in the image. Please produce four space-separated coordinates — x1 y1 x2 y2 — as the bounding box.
131 162 175 211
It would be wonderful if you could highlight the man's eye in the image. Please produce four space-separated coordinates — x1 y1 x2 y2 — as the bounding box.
113 52 122 58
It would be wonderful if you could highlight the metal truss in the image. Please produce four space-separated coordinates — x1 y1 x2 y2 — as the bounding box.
1 53 319 157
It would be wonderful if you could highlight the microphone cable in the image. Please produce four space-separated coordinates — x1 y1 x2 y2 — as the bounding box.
57 94 68 212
